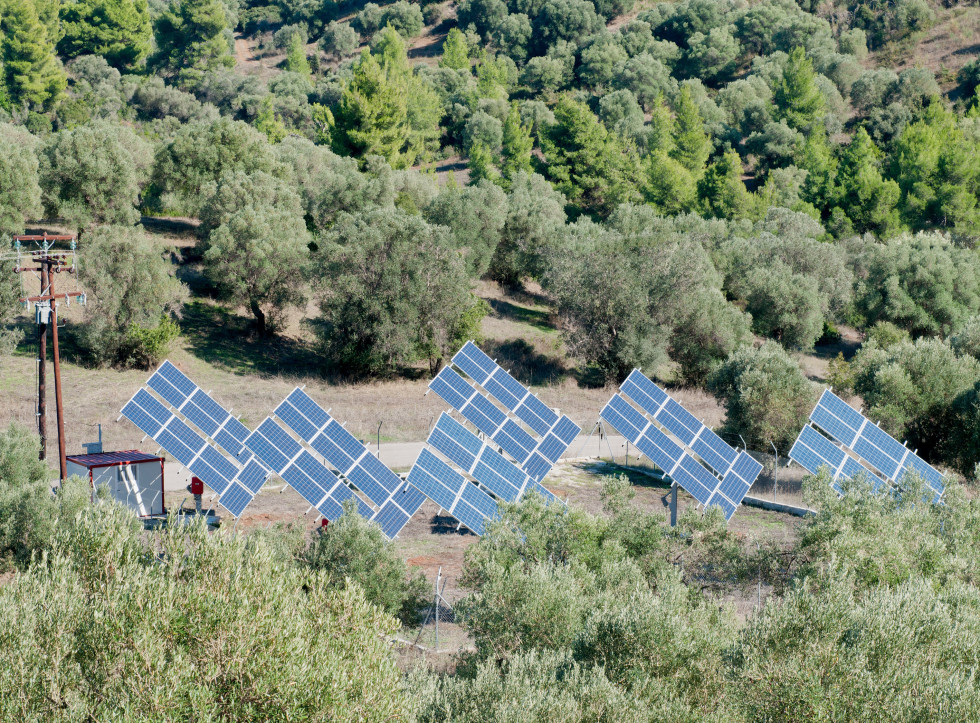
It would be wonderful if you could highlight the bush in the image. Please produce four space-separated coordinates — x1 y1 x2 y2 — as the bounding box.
709 341 816 450
39 121 151 228
0 504 410 720
74 225 187 367
0 423 54 571
121 315 181 369
303 503 428 625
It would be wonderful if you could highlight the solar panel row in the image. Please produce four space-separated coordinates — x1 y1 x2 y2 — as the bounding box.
406 449 499 535
428 412 530 502
431 365 572 473
452 341 561 436
600 393 719 507
792 389 945 502
617 370 762 519
272 388 424 536
244 417 370 523
121 387 267 517
147 361 252 462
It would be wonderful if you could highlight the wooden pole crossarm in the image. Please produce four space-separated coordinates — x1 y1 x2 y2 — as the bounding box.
19 291 84 304
11 235 76 241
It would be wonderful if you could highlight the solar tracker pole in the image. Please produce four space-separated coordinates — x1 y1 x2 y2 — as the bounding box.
770 441 778 503
670 482 677 527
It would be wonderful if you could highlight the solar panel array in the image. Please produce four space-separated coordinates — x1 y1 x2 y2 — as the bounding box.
430 341 581 487
789 389 945 503
121 364 425 535
406 448 499 536
120 361 270 517
599 370 763 521
272 388 426 539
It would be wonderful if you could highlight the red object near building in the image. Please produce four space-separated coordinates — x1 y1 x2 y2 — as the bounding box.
190 476 204 495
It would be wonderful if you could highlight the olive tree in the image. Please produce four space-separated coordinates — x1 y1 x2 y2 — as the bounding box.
314 207 486 377
75 225 187 367
0 123 42 235
199 171 310 335
709 341 816 449
39 121 151 229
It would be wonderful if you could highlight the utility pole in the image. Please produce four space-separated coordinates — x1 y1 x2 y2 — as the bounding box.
8 234 85 480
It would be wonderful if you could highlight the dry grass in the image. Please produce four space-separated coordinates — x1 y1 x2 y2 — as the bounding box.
872 6 980 93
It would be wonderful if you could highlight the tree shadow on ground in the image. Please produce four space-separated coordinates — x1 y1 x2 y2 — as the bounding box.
487 298 556 334
578 460 672 491
428 513 477 535
180 300 321 377
482 338 566 386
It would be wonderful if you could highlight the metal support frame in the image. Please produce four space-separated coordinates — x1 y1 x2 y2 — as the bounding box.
670 481 678 527
414 567 451 652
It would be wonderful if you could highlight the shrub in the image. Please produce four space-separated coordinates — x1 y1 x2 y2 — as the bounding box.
303 503 428 625
74 225 187 367
0 123 42 235
709 341 816 450
0 505 410 719
0 423 54 571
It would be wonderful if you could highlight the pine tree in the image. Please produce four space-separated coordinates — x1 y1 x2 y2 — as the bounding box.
774 46 825 132
152 0 233 82
671 85 710 179
0 0 66 110
540 95 642 216
331 49 411 166
284 32 311 76
468 141 501 184
256 96 287 143
59 0 153 69
836 127 902 237
440 27 470 71
698 149 755 220
501 102 532 184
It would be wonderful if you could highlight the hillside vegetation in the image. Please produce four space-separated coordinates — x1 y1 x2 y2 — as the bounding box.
3 0 980 717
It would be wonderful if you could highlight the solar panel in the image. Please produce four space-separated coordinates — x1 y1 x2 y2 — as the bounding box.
793 389 947 502
520 414 581 483
427 413 531 502
120 386 263 517
613 370 764 519
273 387 407 509
600 395 718 507
451 341 561 435
406 449 500 535
708 452 764 520
244 416 372 523
370 481 426 539
144 362 252 464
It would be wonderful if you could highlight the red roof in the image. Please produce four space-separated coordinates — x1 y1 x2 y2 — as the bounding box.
66 450 163 467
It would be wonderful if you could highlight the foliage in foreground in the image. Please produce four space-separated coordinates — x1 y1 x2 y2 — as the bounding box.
0 502 408 721
411 473 980 722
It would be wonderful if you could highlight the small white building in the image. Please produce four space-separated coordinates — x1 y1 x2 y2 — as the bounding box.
66 451 165 518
